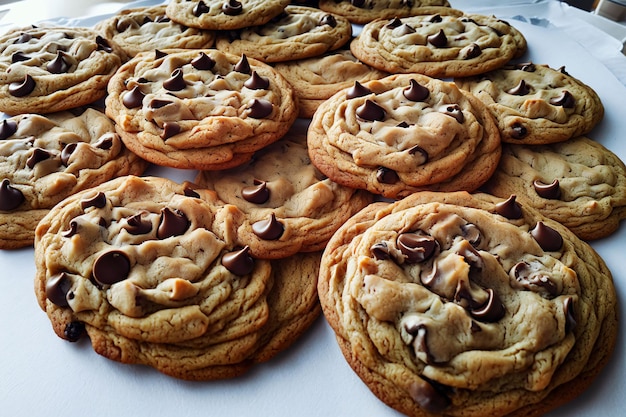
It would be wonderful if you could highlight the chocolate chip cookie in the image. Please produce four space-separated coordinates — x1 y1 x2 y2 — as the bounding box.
34 175 321 380
0 25 125 116
350 11 527 78
215 6 352 63
105 48 298 170
455 63 604 144
195 120 373 259
0 108 147 249
482 136 626 240
307 73 501 199
318 0 452 24
318 190 617 417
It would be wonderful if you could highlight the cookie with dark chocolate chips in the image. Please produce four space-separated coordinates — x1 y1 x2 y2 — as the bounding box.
34 175 321 380
318 190 617 417
318 0 452 24
0 25 126 115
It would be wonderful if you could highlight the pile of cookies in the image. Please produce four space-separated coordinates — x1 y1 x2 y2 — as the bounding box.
0 1 622 416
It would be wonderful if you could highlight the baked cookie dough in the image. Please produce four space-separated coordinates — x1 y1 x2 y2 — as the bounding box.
195 121 373 259
215 6 352 63
307 73 501 198
318 190 617 417
350 11 527 78
318 0 452 24
455 63 604 144
482 136 626 240
94 5 216 58
0 25 125 115
0 108 147 249
34 175 321 380
105 48 298 170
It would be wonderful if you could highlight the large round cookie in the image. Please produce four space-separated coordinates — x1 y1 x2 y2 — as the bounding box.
482 136 626 240
318 0 451 24
350 11 527 78
455 63 604 144
318 191 617 417
105 48 298 170
94 5 216 58
34 175 321 380
0 108 147 249
0 25 125 115
195 120 373 259
307 73 501 199
215 6 352 63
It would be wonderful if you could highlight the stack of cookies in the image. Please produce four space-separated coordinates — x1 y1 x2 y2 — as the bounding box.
0 1 622 416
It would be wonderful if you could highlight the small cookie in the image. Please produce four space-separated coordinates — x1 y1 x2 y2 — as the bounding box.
94 5 216 58
350 11 527 78
318 190 617 417
105 48 298 170
0 25 125 116
34 175 321 380
165 0 290 31
195 121 373 259
0 108 147 249
318 0 451 24
307 73 501 199
215 6 352 63
482 137 626 240
455 63 604 144
273 48 388 118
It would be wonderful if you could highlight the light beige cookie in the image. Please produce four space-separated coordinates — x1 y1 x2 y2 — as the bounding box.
318 0 451 24
350 11 527 78
318 190 617 417
482 136 626 240
455 63 604 144
0 25 125 115
0 108 147 249
307 73 501 199
105 48 298 170
215 6 352 63
34 175 321 380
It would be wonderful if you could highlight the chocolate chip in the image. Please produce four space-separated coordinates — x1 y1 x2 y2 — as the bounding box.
61 142 77 166
0 179 25 211
517 62 536 72
9 74 35 97
193 0 210 16
149 98 173 109
244 71 269 90
385 17 402 29
531 221 563 252
507 79 530 95
510 122 528 139
95 35 113 53
376 166 398 184
157 207 190 239
370 242 390 260
247 98 273 118
155 15 170 23
242 180 270 204
183 186 200 198
351 0 366 7
61 219 79 238
234 54 251 74
163 68 186 91
428 14 443 23
410 378 451 413
470 288 505 322
550 90 575 108
26 147 51 169
93 250 131 285
397 231 439 263
409 145 428 164
161 122 181 140
46 272 72 307
461 223 481 247
11 51 30 63
440 104 464 123
356 99 386 121
462 43 482 59
564 297 577 333
222 0 243 15
191 52 215 70
397 121 410 128
64 321 85 342
510 261 558 296
122 86 145 109
346 81 372 99
533 179 561 200
427 29 447 48
47 51 70 74
13 32 32 44
403 79 429 102
397 23 416 36
0 119 18 140
94 136 114 150
222 246 255 275
320 14 337 27
80 192 107 210
155 49 168 59
123 213 152 235
494 195 522 219
116 18 135 32
409 325 436 364
252 213 284 240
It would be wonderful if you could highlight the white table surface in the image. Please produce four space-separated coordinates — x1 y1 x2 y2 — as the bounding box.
1 1 625 417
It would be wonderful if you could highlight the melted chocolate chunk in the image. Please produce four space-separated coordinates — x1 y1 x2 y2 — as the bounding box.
427 29 447 48
428 14 443 23
461 223 481 247
116 19 135 32
149 98 173 109
507 79 530 96
222 0 243 15
244 71 269 90
46 272 72 307
320 14 337 27
155 49 168 59
193 0 210 16
122 86 145 109
494 195 522 219
252 213 284 240
80 192 107 210
222 246 255 275
95 35 113 53
351 0 366 7
161 122 181 140
184 186 200 198
376 166 398 184
13 32 32 44
61 219 79 238
93 250 131 285
191 52 215 70
385 17 402 29
94 136 114 150
64 321 85 342
242 180 270 204
11 51 30 63
124 213 152 235
550 90 575 108
510 261 558 296
531 221 563 252
403 79 429 102
370 242 390 260
26 147 51 168
155 15 170 23
462 43 482 59
0 179 25 211
440 104 464 123
409 145 428 164
410 379 451 414
397 231 439 263
247 98 273 118
163 68 187 91
47 51 70 74
470 288 505 322
9 74 35 97
61 142 77 166
234 54 251 74
0 119 18 140
157 207 190 239
346 81 372 99
564 297 577 333
533 179 561 200
356 99 386 121
517 62 536 72
510 122 528 139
